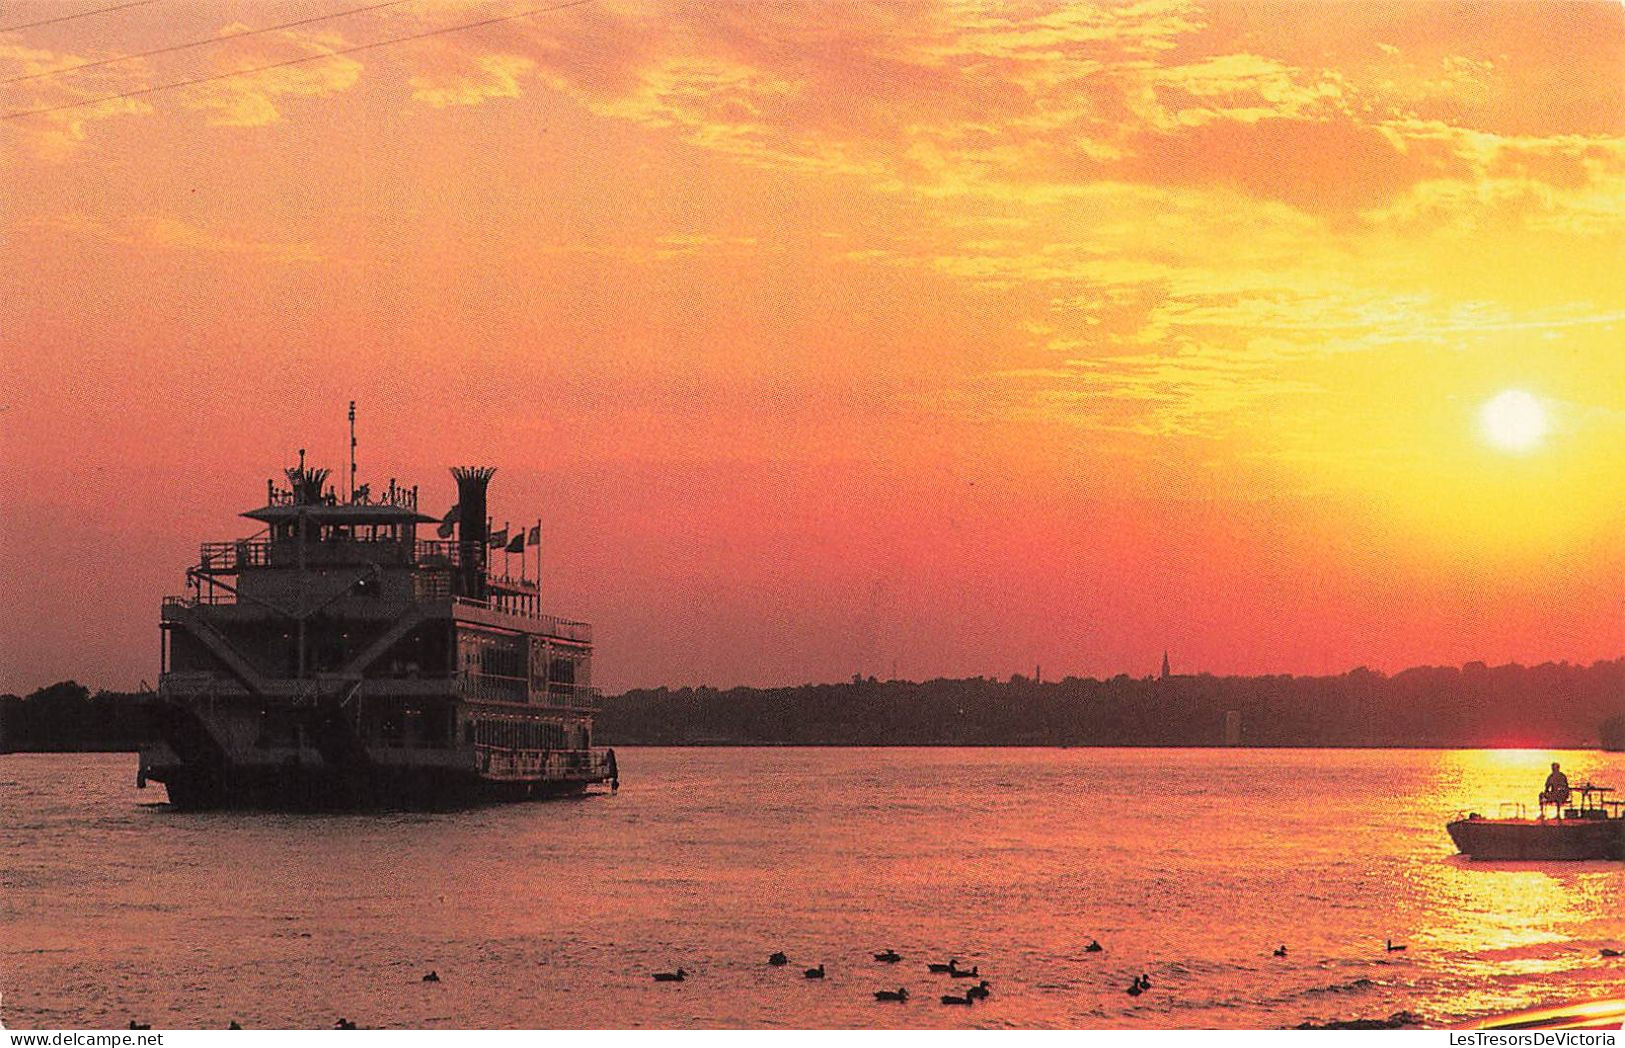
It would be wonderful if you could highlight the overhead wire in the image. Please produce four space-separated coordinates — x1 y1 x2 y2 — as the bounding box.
4 0 418 86
0 0 164 35
2 0 595 120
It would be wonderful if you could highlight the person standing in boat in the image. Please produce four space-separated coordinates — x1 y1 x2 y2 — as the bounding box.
1541 762 1571 813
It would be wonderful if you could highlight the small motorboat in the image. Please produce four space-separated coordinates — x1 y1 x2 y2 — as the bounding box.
1447 784 1625 861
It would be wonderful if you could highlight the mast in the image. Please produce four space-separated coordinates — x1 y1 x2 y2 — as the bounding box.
348 400 357 502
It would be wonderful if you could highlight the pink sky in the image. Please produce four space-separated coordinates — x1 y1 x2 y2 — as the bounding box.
3 0 1624 693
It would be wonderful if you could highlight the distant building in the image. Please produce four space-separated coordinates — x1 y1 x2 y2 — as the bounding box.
1160 651 1171 680
1224 709 1243 746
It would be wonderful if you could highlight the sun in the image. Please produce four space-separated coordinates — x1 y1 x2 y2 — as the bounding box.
1479 390 1548 454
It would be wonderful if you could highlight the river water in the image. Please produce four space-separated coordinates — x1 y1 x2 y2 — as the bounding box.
2 748 1623 1029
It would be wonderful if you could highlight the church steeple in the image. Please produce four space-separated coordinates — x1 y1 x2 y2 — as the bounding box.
1160 650 1171 680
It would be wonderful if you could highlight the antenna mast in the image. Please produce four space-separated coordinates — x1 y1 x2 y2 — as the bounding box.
348 400 357 502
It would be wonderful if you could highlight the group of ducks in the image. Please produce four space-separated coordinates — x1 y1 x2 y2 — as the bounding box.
652 949 996 1006
126 935 1431 1029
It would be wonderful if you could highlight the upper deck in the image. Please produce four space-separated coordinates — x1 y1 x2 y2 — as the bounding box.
168 456 590 644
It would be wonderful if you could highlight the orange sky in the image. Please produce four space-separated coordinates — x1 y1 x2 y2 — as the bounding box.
3 0 1624 694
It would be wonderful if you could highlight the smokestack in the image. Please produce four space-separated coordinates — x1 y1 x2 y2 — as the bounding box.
451 466 496 600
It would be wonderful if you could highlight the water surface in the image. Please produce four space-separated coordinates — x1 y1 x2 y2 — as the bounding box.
2 748 1622 1028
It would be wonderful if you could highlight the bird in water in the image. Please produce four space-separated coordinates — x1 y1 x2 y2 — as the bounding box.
422 971 440 983
1274 945 1288 957
928 958 958 973
873 949 902 963
334 1018 358 1030
967 980 992 1000
1386 939 1407 952
768 952 789 966
1601 948 1622 958
1085 939 1104 953
804 964 825 979
949 964 980 979
1126 980 1144 997
652 968 687 982
940 992 974 1006
128 1021 151 1030
228 1022 242 1030
873 988 909 1002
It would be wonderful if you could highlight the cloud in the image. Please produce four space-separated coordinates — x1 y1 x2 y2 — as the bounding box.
23 212 331 264
409 50 536 108
179 27 362 127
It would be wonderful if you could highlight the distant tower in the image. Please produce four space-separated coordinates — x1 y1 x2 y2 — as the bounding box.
1224 709 1243 746
1160 651 1171 680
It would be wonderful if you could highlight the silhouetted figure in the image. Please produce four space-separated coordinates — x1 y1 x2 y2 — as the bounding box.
873 988 909 1001
1543 762 1571 810
873 949 902 963
652 968 687 982
804 964 825 979
768 952 788 966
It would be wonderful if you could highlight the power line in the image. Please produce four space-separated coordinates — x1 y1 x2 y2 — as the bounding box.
4 0 417 86
0 0 164 34
3 0 595 121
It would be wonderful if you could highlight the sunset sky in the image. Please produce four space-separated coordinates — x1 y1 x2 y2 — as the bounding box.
3 0 1624 694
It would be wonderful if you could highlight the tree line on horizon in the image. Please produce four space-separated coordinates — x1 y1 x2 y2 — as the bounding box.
3 660 1624 751
595 659 1625 749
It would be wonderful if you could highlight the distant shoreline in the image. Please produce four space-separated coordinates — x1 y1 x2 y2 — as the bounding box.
6 668 1624 752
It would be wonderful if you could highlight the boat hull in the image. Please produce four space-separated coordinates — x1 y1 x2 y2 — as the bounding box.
1447 816 1625 861
144 758 608 811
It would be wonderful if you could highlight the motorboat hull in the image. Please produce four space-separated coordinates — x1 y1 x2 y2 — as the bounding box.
1447 816 1625 861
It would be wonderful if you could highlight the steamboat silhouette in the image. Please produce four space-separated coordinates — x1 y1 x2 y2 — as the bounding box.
138 408 617 809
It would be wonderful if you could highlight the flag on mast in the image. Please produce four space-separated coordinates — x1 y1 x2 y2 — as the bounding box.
436 504 460 539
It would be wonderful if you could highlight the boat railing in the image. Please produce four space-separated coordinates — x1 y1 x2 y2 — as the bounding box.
474 744 612 780
450 596 593 642
1497 802 1529 820
543 683 603 711
164 591 233 607
199 539 272 572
